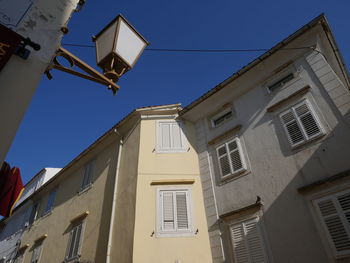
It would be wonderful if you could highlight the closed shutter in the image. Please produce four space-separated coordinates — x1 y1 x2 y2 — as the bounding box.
157 121 187 152
295 102 321 138
162 192 175 230
67 222 84 260
159 189 191 234
316 191 350 256
176 192 189 230
81 160 95 190
230 218 267 263
280 100 323 147
217 138 246 178
280 110 304 146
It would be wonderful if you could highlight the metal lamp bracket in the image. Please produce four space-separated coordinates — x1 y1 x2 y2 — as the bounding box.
46 47 120 94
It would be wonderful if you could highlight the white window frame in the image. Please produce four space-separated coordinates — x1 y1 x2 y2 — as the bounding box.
30 243 42 263
65 221 85 262
156 187 194 237
210 107 233 128
229 217 268 263
313 189 350 258
80 159 95 191
156 120 187 153
216 137 247 179
279 99 324 148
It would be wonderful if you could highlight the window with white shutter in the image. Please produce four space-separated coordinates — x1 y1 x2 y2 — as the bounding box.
81 160 95 191
230 218 268 263
30 243 42 263
157 188 193 236
314 190 350 257
156 121 187 153
43 188 57 215
280 99 324 147
216 137 246 178
66 221 84 261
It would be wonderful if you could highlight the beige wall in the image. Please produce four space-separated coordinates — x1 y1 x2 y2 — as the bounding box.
132 118 212 263
20 135 120 263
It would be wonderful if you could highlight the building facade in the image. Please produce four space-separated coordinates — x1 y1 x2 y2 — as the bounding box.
180 15 350 263
0 104 212 263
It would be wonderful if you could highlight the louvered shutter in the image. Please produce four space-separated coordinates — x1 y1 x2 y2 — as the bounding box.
295 102 321 139
162 192 175 231
176 192 189 230
157 121 187 152
217 138 246 178
231 223 250 263
160 123 171 149
280 110 305 146
228 139 244 172
172 123 183 149
230 218 267 263
280 100 323 147
217 145 231 177
316 192 350 256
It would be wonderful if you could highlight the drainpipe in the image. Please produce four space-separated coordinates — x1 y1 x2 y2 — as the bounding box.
106 131 123 263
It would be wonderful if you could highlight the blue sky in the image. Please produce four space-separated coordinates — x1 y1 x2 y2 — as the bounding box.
6 0 350 184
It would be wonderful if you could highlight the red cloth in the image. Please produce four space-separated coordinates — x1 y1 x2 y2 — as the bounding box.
0 162 24 217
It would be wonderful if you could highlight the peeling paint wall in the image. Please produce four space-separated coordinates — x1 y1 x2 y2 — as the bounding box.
0 0 80 166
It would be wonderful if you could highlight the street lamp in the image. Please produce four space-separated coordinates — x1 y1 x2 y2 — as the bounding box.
47 14 148 94
94 15 149 82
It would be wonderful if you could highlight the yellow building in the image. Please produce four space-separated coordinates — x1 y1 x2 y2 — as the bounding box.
1 104 212 263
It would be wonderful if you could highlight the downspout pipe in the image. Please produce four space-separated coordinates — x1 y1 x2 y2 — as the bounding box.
106 131 123 263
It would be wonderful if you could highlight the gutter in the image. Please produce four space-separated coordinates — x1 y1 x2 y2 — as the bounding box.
106 134 123 263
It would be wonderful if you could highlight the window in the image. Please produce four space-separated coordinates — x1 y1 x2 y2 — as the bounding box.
156 120 187 152
13 252 24 263
280 99 324 147
216 137 246 178
66 221 84 261
314 189 350 257
157 188 193 236
230 217 268 263
81 160 95 190
43 189 57 215
28 201 40 225
211 108 233 128
30 243 42 263
268 73 294 93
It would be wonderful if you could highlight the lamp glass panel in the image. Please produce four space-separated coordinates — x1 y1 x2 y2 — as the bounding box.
95 21 117 64
114 19 147 67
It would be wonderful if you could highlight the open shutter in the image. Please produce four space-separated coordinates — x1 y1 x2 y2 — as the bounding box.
316 195 350 256
176 192 189 230
162 192 175 231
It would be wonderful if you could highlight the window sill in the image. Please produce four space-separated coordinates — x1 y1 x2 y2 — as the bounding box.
219 169 250 185
78 184 93 195
41 210 52 219
155 148 189 154
155 230 195 238
64 255 81 262
290 133 327 152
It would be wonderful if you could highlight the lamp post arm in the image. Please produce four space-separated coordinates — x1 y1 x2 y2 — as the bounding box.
46 47 120 94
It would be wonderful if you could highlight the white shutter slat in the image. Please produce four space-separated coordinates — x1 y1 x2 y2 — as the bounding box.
176 192 189 230
172 123 183 149
317 199 350 253
161 123 171 149
162 192 175 230
230 150 243 171
245 219 266 263
231 224 250 263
